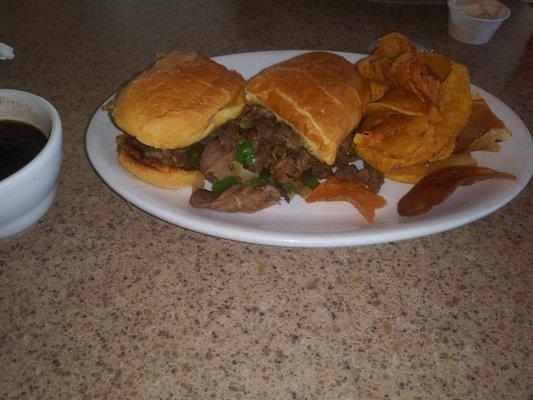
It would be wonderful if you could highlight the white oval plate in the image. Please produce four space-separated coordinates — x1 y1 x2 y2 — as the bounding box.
86 51 532 247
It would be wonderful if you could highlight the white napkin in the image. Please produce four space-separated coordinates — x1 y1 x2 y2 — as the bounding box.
0 43 15 60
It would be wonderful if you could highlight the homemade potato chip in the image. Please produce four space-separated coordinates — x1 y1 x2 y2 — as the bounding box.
429 137 455 161
471 91 483 100
364 87 429 116
305 176 387 224
374 33 415 59
454 98 507 153
384 52 441 103
358 57 390 82
397 166 516 216
368 81 389 102
354 33 472 173
416 53 452 82
358 33 414 83
358 34 454 104
467 128 511 152
385 153 477 184
355 113 441 172
428 63 471 154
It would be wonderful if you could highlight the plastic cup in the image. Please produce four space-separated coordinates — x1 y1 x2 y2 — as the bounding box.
448 0 510 45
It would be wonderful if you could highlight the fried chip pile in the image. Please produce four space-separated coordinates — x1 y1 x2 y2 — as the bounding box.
354 33 511 192
354 33 473 174
397 166 516 216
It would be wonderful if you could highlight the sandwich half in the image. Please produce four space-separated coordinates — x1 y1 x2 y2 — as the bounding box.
189 51 369 212
111 52 245 189
245 51 367 165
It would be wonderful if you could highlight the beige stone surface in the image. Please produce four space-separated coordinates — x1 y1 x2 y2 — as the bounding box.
0 1 531 399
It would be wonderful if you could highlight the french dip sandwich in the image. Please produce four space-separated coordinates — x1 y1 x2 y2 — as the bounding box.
111 52 245 189
189 52 373 212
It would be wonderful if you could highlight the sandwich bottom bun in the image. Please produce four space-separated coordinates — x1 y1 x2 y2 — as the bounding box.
118 149 204 189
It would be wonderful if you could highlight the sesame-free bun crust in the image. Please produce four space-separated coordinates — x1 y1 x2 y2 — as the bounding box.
245 52 367 165
112 52 245 149
118 148 204 189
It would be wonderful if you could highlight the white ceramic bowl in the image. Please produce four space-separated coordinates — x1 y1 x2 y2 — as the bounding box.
0 89 62 239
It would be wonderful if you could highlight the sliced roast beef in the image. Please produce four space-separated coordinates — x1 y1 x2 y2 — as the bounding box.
272 155 298 185
244 107 303 173
293 148 313 173
271 123 304 151
190 184 281 213
199 123 239 181
117 134 192 169
335 135 359 167
237 105 272 129
334 164 384 193
247 127 275 173
309 158 334 180
335 165 363 182
363 163 385 193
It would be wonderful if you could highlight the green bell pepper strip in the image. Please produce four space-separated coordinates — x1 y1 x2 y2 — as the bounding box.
212 176 239 197
234 138 256 167
304 176 320 189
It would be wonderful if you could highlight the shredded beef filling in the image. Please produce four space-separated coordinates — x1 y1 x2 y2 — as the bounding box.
117 134 201 171
334 163 384 194
190 105 384 212
199 106 338 191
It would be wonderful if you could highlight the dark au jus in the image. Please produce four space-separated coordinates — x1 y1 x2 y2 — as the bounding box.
0 120 48 181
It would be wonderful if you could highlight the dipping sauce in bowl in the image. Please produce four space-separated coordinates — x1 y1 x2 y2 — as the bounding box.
0 89 62 239
0 120 48 181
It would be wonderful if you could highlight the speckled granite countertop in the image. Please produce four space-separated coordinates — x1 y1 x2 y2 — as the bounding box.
1 1 531 398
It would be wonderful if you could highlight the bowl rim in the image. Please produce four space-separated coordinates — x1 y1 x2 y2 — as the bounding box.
0 89 62 188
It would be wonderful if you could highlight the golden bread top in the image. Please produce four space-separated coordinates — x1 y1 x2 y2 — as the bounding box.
112 52 245 149
244 52 367 165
